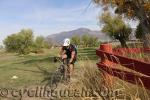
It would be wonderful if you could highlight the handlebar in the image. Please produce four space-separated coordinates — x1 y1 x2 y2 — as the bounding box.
53 56 70 65
53 57 63 63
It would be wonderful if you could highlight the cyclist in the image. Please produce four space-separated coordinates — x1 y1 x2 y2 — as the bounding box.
59 38 77 81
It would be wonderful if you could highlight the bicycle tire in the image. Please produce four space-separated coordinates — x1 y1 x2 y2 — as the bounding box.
49 64 66 88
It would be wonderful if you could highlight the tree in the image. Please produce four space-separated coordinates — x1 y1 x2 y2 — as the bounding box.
136 23 143 39
81 34 99 47
81 34 90 47
18 29 34 54
3 34 19 52
4 29 34 54
93 0 150 47
44 38 53 49
71 35 81 46
100 12 132 47
32 36 45 53
88 36 99 47
34 36 45 48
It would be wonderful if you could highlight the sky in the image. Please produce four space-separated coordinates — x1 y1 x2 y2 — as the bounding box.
0 0 138 45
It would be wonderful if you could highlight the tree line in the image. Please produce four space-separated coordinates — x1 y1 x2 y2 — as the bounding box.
3 29 100 54
71 34 100 47
3 29 51 54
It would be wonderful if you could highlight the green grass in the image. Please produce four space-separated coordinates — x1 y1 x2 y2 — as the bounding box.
0 47 98 89
0 45 150 99
0 48 64 88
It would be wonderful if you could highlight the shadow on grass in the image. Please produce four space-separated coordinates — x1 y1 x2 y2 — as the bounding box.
9 64 59 87
36 65 54 86
11 67 43 73
36 65 62 88
13 56 55 65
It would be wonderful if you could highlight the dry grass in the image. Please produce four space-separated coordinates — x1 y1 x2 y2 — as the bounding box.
56 60 150 100
55 60 104 100
113 40 150 62
0 46 150 100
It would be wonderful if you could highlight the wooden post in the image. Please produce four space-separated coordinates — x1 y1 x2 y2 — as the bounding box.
100 43 114 88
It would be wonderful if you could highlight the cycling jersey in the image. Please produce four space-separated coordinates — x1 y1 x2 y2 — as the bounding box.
61 44 77 59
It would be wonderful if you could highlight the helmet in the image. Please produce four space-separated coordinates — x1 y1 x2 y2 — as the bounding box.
63 38 70 46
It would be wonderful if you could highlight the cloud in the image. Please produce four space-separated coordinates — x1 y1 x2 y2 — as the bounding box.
22 4 101 24
0 0 102 44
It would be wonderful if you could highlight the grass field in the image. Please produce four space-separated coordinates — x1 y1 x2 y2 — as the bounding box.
0 46 150 100
0 47 98 89
0 50 54 89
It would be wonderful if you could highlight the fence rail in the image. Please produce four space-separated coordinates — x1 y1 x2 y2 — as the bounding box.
96 43 150 90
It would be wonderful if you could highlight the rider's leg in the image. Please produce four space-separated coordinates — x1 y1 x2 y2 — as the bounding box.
61 54 68 80
68 64 74 78
68 59 76 81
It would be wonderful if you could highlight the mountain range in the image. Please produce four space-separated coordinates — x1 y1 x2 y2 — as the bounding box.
46 28 111 44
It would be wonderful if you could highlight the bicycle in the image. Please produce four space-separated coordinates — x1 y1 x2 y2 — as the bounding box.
50 57 70 88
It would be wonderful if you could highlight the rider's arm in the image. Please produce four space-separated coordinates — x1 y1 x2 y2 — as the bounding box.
69 51 75 63
59 47 63 56
59 47 65 56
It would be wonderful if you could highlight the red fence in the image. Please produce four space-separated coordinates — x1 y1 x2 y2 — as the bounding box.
96 43 150 90
113 48 150 55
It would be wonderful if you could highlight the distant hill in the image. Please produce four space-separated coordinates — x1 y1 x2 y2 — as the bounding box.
46 28 111 45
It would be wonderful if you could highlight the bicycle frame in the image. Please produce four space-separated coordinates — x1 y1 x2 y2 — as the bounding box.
51 57 70 87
